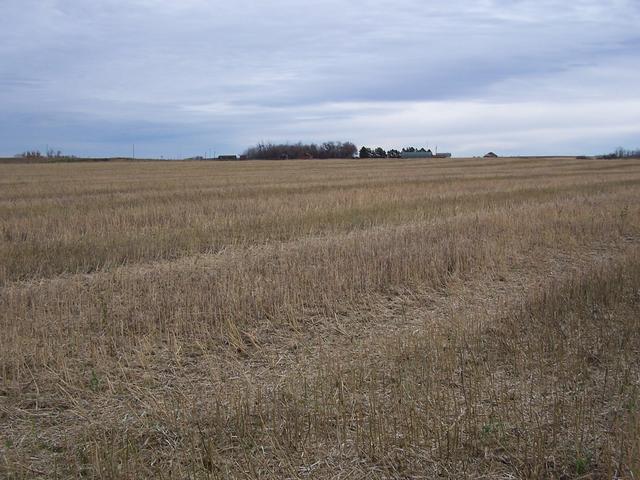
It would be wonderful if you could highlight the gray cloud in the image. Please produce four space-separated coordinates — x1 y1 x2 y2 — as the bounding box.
1 0 639 157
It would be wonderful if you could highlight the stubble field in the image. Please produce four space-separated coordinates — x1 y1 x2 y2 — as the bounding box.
1 157 640 478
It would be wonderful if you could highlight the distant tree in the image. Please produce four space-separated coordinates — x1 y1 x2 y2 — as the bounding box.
374 147 387 158
359 146 372 158
339 142 358 158
46 148 63 158
387 149 401 158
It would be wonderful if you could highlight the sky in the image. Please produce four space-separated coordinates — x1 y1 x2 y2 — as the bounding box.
1 0 639 158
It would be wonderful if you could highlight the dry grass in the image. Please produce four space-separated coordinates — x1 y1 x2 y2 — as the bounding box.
1 156 639 479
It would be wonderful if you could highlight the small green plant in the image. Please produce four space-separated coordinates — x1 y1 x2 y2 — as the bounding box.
89 370 100 392
575 455 590 475
481 422 497 436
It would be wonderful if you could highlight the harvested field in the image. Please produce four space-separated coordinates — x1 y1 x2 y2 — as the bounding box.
1 156 640 478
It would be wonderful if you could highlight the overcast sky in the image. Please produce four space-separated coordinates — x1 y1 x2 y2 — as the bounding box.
1 0 639 157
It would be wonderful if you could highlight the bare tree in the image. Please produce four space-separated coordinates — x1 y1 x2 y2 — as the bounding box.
244 142 357 160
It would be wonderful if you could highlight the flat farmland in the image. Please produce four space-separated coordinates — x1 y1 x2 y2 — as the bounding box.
1 157 640 478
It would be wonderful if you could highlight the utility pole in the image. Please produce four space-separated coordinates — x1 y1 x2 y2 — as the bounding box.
132 144 135 160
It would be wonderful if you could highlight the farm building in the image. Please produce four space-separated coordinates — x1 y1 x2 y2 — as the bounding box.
484 152 498 158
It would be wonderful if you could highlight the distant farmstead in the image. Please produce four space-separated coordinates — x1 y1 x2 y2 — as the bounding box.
484 152 498 158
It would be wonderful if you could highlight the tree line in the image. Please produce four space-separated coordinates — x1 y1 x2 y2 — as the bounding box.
599 147 640 159
358 146 435 158
359 147 400 158
243 142 358 160
242 142 442 160
15 148 74 159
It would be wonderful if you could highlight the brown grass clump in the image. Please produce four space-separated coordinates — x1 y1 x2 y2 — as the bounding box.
1 156 639 478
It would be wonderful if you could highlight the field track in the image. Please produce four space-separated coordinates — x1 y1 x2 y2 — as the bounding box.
1 157 640 478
